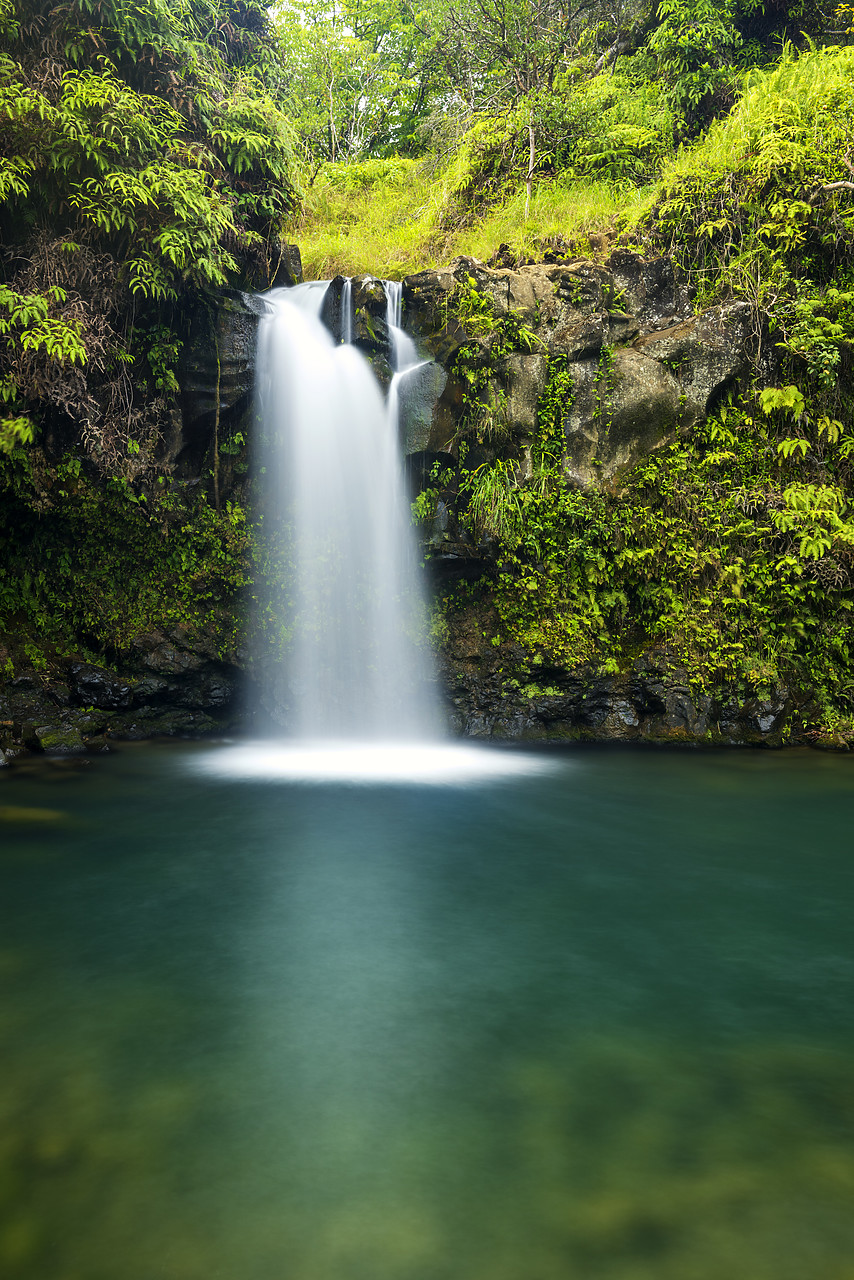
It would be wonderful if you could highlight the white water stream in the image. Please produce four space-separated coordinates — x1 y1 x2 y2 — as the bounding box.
253 281 439 742
384 279 427 440
202 278 554 784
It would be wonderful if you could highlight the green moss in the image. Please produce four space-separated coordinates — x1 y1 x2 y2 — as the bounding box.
0 449 250 666
439 376 854 730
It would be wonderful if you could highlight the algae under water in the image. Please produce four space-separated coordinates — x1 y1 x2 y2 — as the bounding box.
1 743 853 1279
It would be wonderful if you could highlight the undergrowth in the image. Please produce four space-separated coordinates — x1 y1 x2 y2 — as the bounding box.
429 228 854 726
446 380 854 722
0 446 250 663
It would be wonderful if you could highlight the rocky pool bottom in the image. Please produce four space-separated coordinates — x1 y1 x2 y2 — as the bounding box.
1 743 853 1280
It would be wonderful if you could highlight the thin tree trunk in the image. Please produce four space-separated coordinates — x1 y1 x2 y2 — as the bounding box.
525 112 535 221
328 74 338 161
212 313 221 513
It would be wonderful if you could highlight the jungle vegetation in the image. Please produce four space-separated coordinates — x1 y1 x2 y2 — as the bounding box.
2 0 854 733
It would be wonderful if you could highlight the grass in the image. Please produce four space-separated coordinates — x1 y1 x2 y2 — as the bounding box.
290 44 854 282
292 158 432 279
291 159 651 280
453 177 653 263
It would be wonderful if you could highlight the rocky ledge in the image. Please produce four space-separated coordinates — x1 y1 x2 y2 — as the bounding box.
437 595 849 750
0 630 240 766
402 249 755 486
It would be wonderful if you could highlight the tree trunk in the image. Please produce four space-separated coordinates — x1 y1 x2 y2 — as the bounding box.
525 113 535 221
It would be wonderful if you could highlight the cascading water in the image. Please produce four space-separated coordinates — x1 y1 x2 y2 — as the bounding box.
340 277 353 345
253 282 439 742
384 280 415 369
199 279 552 782
383 278 427 441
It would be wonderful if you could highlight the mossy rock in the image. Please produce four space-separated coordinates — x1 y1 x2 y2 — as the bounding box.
22 723 86 755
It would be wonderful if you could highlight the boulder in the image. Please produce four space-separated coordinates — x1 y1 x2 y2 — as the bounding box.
68 662 132 710
502 353 548 438
319 275 348 342
634 302 755 421
550 313 607 361
396 360 449 453
22 722 86 755
563 348 682 486
607 250 684 325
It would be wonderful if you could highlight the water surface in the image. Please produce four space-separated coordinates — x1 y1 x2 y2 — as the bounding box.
1 744 853 1279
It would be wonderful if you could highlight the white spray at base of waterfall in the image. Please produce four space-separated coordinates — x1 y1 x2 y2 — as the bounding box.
196 739 557 785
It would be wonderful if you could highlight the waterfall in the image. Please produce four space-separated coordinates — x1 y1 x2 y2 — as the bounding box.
383 279 427 441
198 278 549 781
254 283 439 742
384 279 418 374
340 277 353 345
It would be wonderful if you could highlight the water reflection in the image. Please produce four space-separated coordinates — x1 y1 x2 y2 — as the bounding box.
1 744 853 1278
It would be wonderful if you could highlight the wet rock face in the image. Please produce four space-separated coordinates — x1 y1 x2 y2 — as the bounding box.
397 361 449 454
171 245 302 487
174 272 447 486
0 637 241 759
171 252 746 497
68 663 133 710
402 253 756 487
123 251 789 753
174 287 269 483
441 633 797 748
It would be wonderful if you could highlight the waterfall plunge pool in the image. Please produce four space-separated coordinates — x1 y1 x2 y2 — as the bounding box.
1 741 854 1279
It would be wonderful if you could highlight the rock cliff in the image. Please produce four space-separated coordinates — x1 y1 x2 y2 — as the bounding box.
2 252 845 762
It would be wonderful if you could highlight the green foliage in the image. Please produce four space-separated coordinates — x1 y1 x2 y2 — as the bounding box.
274 0 436 161
0 0 298 469
441 379 854 721
428 113 525 229
0 285 86 362
771 483 854 561
647 0 742 123
0 415 33 453
137 324 182 393
651 47 854 368
759 385 806 419
0 446 249 656
1 57 293 301
295 156 429 278
551 71 676 183
446 278 543 446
